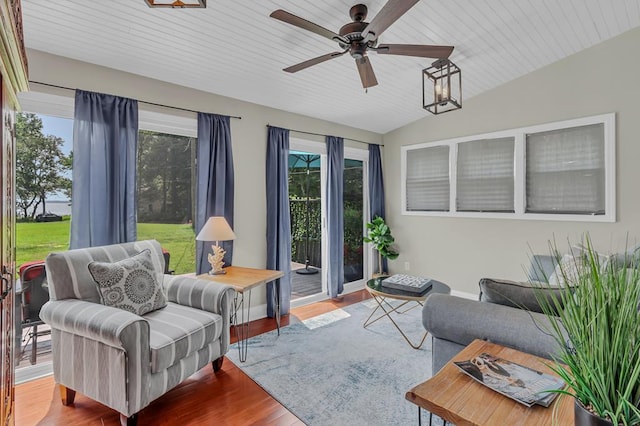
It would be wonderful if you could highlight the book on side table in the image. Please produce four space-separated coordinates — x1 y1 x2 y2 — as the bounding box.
381 274 432 293
454 352 566 407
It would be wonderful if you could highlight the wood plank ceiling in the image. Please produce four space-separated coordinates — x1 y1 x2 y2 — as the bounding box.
20 0 640 133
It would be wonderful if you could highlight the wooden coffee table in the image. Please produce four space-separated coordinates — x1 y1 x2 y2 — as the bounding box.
406 339 573 425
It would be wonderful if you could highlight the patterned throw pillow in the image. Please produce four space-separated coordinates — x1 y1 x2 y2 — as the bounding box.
88 249 167 315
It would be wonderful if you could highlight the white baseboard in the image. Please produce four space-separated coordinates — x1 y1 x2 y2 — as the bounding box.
16 361 53 384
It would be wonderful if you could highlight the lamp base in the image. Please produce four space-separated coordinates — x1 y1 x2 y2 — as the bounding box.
209 269 227 275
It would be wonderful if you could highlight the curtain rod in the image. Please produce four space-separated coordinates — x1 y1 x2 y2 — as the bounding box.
266 124 382 146
29 81 242 120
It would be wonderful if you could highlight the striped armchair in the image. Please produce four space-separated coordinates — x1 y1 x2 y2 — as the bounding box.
40 240 235 426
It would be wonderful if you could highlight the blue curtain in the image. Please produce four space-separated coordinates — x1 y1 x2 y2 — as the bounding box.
266 127 292 317
70 90 138 249
196 113 234 275
326 136 344 297
368 144 386 219
368 144 387 272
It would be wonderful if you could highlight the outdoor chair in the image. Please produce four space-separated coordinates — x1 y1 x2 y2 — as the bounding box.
162 248 175 274
18 261 51 365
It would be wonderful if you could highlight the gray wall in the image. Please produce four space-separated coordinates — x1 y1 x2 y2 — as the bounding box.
382 26 640 295
24 49 381 309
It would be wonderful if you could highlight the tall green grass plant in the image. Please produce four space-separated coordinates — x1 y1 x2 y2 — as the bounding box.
536 237 640 425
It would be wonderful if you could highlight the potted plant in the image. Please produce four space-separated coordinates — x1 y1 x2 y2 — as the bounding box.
535 238 640 425
363 216 399 278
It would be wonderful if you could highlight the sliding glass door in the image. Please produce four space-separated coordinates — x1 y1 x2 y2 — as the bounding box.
289 150 323 299
343 157 365 283
288 139 368 302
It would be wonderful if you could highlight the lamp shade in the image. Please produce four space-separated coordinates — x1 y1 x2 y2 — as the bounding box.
196 216 236 242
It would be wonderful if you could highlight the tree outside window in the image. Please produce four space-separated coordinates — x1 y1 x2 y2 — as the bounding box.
16 113 71 219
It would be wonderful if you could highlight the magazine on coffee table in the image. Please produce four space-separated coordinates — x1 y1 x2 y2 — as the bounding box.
453 352 565 407
381 274 432 293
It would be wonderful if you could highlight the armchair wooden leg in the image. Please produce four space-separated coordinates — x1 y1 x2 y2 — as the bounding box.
212 356 224 372
120 413 138 426
59 385 76 406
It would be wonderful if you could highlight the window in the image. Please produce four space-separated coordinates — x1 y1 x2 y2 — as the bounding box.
16 112 73 279
401 113 615 222
456 137 514 212
136 130 197 274
15 92 201 275
526 124 604 215
137 130 195 223
406 145 449 211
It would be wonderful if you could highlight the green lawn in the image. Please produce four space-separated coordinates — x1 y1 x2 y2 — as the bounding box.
16 220 196 275
138 223 196 274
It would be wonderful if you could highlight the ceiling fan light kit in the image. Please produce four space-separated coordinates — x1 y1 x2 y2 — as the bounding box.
423 58 462 115
145 0 206 8
270 0 454 90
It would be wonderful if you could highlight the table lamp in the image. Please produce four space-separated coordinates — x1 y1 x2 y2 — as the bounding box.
196 216 236 275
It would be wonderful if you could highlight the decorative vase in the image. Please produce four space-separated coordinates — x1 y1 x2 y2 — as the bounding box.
574 400 613 426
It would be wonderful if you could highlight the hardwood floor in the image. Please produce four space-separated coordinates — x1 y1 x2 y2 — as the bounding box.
15 290 370 425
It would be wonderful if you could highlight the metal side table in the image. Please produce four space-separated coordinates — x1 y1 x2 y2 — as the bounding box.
198 266 284 362
364 277 450 349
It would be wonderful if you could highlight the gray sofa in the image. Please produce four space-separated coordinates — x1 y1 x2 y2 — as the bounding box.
423 246 640 374
41 240 235 426
422 255 562 374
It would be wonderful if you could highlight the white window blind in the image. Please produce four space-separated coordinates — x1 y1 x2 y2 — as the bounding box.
401 113 614 221
526 123 605 214
456 137 515 212
406 145 450 211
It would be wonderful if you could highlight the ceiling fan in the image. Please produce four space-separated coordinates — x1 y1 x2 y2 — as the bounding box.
270 0 454 89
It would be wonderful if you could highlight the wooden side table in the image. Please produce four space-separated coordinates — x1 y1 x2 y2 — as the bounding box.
197 266 283 362
406 339 573 425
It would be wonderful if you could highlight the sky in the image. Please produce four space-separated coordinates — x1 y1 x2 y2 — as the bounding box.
37 113 73 201
38 114 73 155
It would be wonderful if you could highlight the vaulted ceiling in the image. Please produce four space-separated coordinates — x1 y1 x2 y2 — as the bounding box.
21 0 640 133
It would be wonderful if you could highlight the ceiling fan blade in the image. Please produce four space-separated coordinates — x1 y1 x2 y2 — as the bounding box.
283 50 348 73
361 0 420 41
270 9 347 44
376 44 454 58
355 56 378 89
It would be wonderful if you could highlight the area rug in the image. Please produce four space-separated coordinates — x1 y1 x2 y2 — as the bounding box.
227 299 441 426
